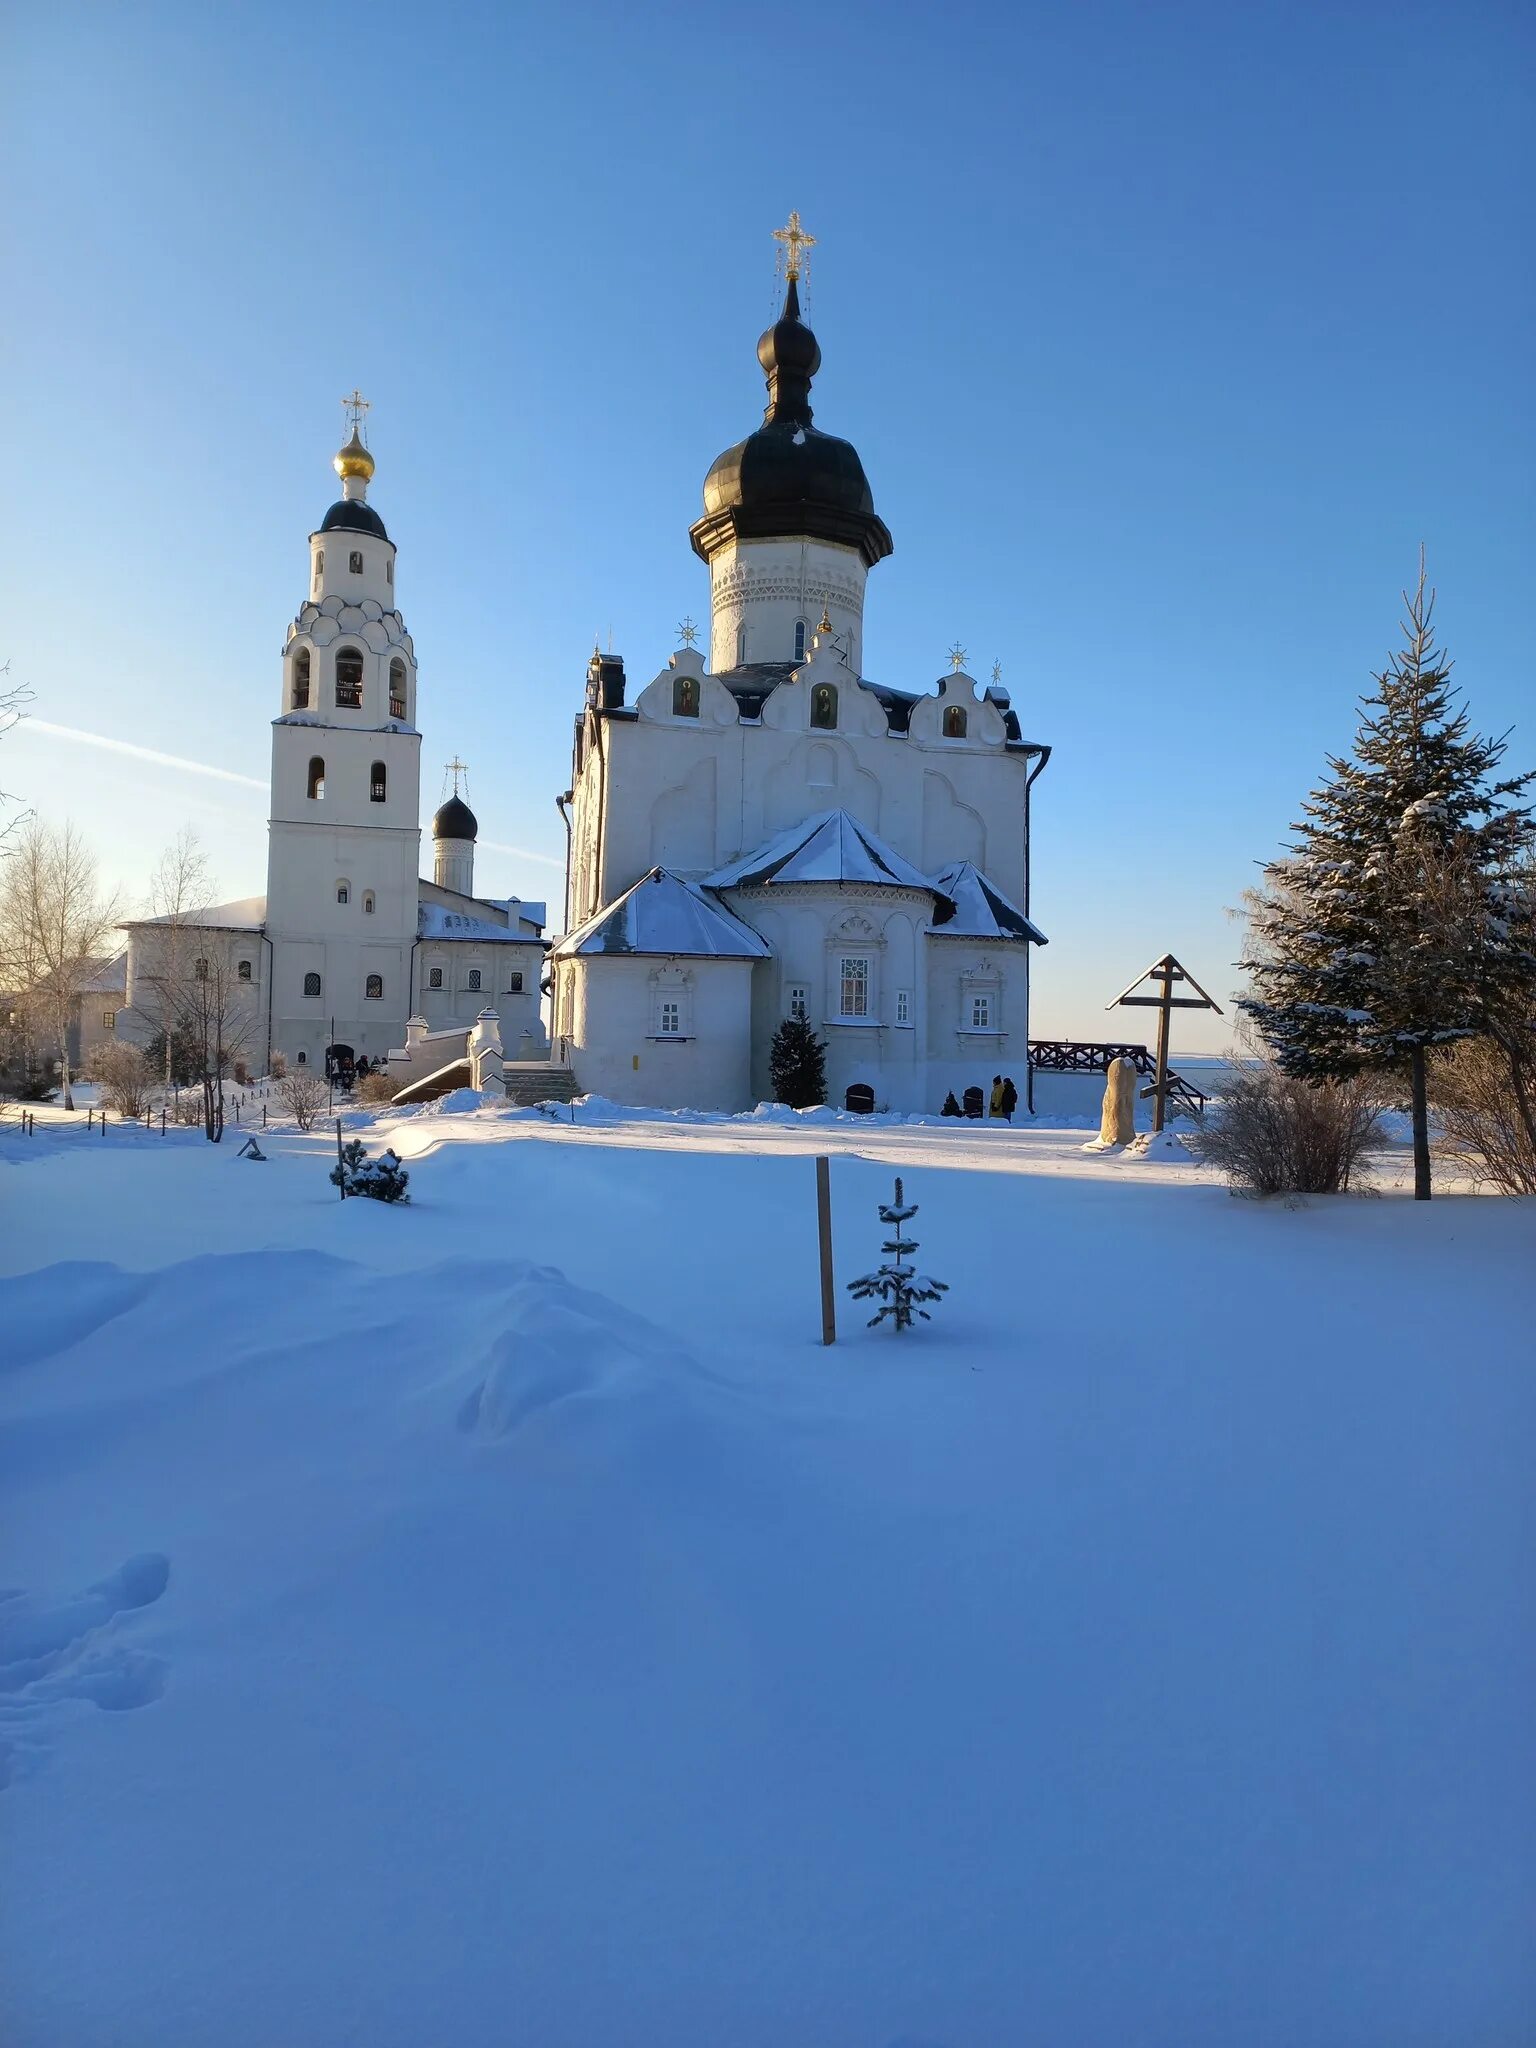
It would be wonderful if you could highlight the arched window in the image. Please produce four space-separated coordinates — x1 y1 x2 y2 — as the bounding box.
292 647 311 710
297 1049 307 1063
348 550 364 575
237 959 252 982
810 683 838 730
388 659 407 720
672 675 698 718
508 971 524 993
307 756 326 800
793 618 807 662
365 974 383 1000
370 761 387 803
363 891 375 915
194 957 208 981
943 704 968 739
735 623 747 666
337 882 350 905
313 550 324 593
467 967 482 992
428 967 444 990
335 646 364 708
386 558 393 585
303 972 322 998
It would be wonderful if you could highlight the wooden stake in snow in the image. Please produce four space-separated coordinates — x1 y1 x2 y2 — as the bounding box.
335 1117 346 1199
816 1155 836 1345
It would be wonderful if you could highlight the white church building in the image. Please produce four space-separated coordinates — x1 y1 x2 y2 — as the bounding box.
118 411 548 1078
552 224 1051 1114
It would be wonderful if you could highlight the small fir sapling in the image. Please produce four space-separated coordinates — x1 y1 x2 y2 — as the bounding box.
941 1090 962 1117
847 1176 948 1331
329 1138 411 1203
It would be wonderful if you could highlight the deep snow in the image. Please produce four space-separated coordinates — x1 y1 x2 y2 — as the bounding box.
2 1104 1533 2047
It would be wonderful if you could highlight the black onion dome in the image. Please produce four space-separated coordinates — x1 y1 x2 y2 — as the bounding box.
432 795 478 841
319 499 390 541
690 276 892 570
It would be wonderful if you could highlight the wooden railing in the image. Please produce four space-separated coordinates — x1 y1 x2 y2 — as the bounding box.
1028 1040 1207 1114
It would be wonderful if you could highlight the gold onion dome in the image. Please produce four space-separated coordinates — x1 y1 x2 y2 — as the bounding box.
334 428 375 482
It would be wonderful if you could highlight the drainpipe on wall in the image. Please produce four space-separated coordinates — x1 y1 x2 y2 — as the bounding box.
1022 744 1052 1115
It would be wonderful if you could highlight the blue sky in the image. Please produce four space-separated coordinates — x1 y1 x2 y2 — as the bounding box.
3 1 1531 1050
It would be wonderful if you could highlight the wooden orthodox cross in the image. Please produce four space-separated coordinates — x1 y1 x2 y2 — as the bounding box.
1106 954 1223 1133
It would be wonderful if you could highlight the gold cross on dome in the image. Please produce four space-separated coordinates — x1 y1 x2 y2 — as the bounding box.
948 641 968 672
446 755 468 794
773 210 816 282
342 388 371 436
677 616 698 647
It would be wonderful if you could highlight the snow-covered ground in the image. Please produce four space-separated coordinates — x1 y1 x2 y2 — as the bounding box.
2 1102 1533 2046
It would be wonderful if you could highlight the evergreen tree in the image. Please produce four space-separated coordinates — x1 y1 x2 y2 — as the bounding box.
1242 558 1535 1198
769 1015 827 1109
330 1138 410 1202
847 1177 948 1332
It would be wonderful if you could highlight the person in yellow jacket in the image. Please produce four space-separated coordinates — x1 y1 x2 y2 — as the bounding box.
989 1075 1005 1118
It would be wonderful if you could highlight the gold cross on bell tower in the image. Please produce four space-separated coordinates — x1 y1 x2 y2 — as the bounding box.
342 388 371 438
773 210 816 283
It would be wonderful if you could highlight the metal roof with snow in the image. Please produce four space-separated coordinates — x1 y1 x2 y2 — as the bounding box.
126 895 268 933
553 869 771 960
928 861 1048 945
417 904 541 946
704 809 946 901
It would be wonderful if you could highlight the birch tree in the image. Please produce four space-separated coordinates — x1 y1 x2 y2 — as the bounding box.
0 821 121 1110
141 828 213 1096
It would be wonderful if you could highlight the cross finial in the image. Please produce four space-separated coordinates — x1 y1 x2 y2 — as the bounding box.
342 389 371 439
948 641 968 672
677 615 698 647
773 210 816 283
819 606 833 635
991 659 1003 687
446 756 468 796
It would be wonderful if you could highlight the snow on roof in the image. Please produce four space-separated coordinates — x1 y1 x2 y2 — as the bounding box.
705 810 943 898
929 861 1048 945
417 904 540 946
76 951 128 994
554 869 771 960
128 896 267 932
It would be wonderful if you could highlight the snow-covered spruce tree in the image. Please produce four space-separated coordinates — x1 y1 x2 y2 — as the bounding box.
769 1015 827 1109
1242 558 1535 1199
847 1177 947 1332
330 1138 410 1202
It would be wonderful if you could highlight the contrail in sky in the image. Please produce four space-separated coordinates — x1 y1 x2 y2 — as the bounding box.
23 718 268 791
25 717 566 870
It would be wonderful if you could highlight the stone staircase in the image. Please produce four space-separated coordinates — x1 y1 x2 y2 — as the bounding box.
502 1063 578 1108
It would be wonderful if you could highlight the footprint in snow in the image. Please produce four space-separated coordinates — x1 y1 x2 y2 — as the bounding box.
0 1552 169 1787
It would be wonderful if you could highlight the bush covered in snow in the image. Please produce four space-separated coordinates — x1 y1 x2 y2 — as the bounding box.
330 1138 410 1203
1191 1062 1381 1196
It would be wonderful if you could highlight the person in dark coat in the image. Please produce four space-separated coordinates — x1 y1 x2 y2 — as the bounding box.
999 1074 1018 1122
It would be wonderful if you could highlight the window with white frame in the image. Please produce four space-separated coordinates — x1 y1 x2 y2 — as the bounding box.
838 955 870 1019
960 968 1001 1032
649 968 690 1038
895 988 911 1027
786 982 808 1021
658 999 681 1036
970 991 992 1030
103 1009 116 1030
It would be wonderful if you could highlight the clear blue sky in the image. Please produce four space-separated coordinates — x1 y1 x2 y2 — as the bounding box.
3 1 1531 1050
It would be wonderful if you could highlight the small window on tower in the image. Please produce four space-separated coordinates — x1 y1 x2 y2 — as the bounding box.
811 684 838 731
508 971 524 993
297 1050 307 1063
103 1009 116 1030
307 756 326 800
337 883 349 905
363 891 375 915
335 646 364 708
428 967 444 990
237 959 252 982
348 550 364 576
365 975 383 1000
314 550 324 592
467 968 482 992
388 659 406 720
672 675 698 718
386 558 393 585
786 983 808 1022
793 618 807 662
303 972 322 999
735 624 747 666
943 704 968 739
292 647 311 710
370 761 387 803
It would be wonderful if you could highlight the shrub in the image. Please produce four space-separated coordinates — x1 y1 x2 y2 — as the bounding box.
277 1070 328 1130
768 1016 827 1109
1190 1063 1382 1196
330 1138 410 1203
268 1051 288 1080
1432 1037 1536 1195
356 1071 397 1105
171 1090 205 1125
86 1041 156 1119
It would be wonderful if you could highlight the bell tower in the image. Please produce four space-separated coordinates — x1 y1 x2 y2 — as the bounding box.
265 397 423 1068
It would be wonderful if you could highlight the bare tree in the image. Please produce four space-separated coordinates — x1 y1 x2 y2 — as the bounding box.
140 829 213 1098
0 821 121 1110
0 661 34 850
169 947 254 1142
86 1041 156 1119
277 1069 327 1130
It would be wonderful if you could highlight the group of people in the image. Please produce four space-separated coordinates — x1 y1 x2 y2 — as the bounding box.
940 1075 1020 1121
